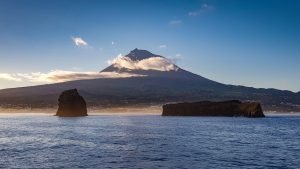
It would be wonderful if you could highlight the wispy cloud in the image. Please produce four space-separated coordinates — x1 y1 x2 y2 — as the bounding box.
167 53 183 64
72 37 88 47
111 41 115 45
175 53 182 57
169 20 182 25
159 45 167 49
188 3 214 16
0 73 22 81
24 70 143 82
0 70 144 83
188 11 200 16
108 54 178 72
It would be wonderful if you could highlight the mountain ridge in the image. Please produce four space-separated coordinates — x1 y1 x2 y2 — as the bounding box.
0 49 299 112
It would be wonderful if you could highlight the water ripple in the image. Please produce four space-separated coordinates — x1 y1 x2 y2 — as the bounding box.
0 115 299 168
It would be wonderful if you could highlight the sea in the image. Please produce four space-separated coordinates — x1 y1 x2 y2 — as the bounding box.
0 114 299 169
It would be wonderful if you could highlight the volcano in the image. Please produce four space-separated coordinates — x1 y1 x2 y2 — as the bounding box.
0 49 299 112
102 48 215 81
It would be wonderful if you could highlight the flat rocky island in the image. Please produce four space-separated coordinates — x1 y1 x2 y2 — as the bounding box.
162 100 265 118
56 89 88 117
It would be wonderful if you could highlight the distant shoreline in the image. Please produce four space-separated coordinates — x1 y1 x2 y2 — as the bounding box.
0 106 162 115
0 107 299 117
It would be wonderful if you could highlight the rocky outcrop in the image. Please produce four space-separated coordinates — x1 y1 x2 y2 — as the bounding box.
162 100 265 118
56 89 87 117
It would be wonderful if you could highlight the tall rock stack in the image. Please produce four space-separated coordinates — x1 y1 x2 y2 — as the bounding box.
56 89 88 117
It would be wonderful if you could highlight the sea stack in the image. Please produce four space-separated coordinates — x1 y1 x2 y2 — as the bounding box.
56 89 88 117
162 100 265 118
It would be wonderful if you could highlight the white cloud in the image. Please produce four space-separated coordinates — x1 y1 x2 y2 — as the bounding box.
188 3 214 16
0 70 144 83
201 3 211 9
159 45 167 49
111 41 115 45
169 20 182 25
0 73 22 81
188 11 200 16
175 53 181 57
168 53 183 63
19 70 144 83
108 54 178 71
72 37 88 47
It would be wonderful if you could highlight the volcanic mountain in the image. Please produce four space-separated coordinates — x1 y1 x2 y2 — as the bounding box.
102 48 213 80
0 49 299 112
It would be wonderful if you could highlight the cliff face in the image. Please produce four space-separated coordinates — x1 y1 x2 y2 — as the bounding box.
162 100 265 118
56 89 87 117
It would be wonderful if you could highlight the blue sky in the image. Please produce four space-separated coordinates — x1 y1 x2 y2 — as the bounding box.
0 0 299 92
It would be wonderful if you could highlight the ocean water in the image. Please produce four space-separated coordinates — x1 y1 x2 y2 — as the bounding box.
0 114 299 169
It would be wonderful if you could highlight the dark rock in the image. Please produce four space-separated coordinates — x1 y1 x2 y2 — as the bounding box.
162 100 265 118
56 89 87 117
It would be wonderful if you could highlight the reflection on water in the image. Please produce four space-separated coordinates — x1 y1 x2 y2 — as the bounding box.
0 114 299 168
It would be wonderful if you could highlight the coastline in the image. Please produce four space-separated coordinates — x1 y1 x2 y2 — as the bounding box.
0 109 299 117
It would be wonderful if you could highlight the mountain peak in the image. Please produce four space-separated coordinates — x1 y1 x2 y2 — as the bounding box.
101 49 180 73
126 48 162 61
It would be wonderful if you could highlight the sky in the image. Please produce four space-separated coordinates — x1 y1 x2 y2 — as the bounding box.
0 0 299 92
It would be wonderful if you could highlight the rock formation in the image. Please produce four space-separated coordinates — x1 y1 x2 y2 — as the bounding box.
162 100 265 118
56 89 87 117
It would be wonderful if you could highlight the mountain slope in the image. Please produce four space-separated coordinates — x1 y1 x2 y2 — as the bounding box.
0 49 299 112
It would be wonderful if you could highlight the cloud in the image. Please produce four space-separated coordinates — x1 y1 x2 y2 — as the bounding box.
169 20 182 25
0 73 22 81
19 70 144 83
0 70 144 83
108 54 178 71
188 11 200 16
201 3 212 9
167 54 183 64
72 37 88 47
111 41 115 45
188 3 214 16
175 53 182 57
159 45 167 49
